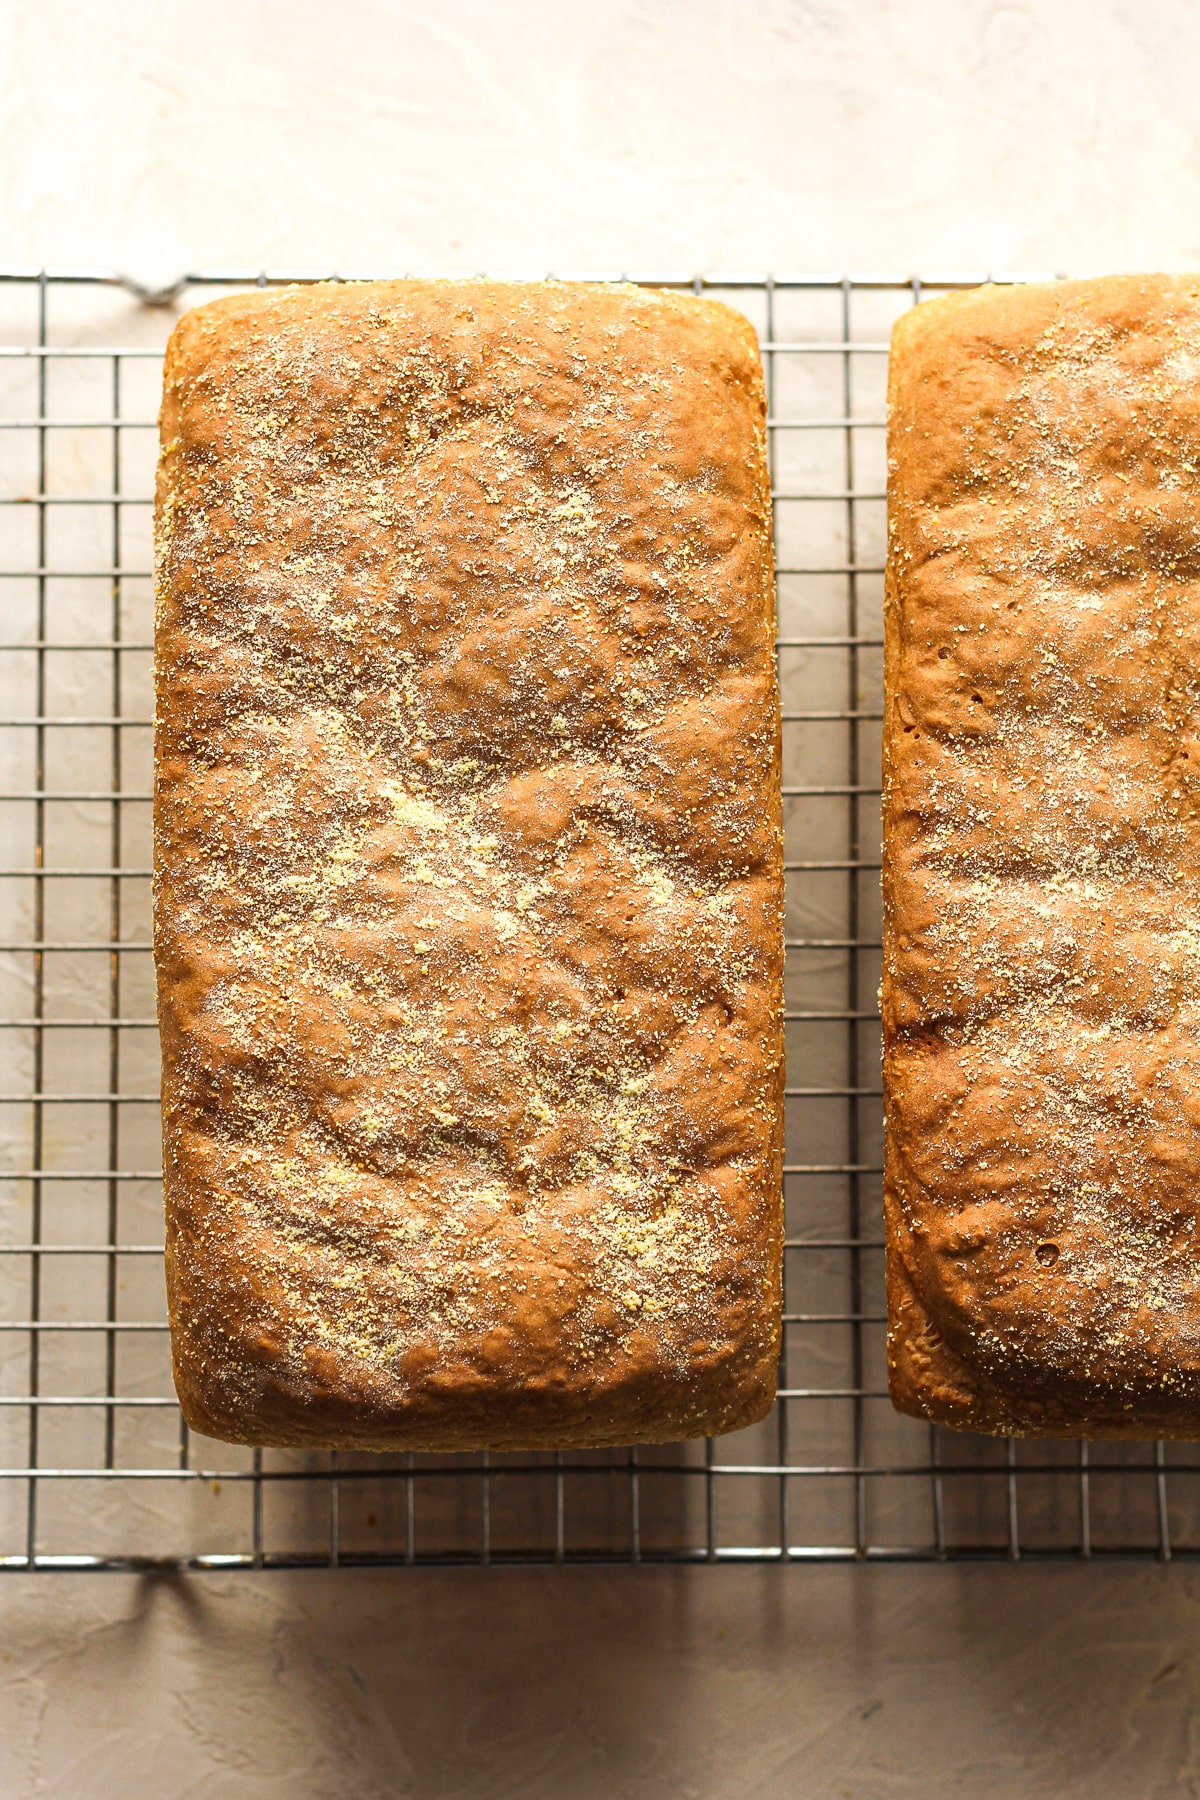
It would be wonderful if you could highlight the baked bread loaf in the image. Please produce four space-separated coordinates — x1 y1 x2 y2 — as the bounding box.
154 279 783 1451
885 273 1200 1438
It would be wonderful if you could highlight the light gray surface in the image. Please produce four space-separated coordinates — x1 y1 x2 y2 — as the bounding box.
2 1565 1200 1798
6 1 1200 1794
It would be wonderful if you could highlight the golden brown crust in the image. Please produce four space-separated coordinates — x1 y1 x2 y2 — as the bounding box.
885 273 1200 1438
154 279 783 1451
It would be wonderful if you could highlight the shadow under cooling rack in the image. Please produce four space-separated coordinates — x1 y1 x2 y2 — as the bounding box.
0 267 1195 1569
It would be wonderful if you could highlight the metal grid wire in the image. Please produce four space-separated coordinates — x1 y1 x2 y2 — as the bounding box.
0 268 1195 1572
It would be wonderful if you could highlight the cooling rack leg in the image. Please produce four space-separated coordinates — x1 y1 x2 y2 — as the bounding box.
328 1450 340 1569
1078 1439 1091 1559
1005 1439 1020 1561
554 1451 565 1565
1156 1441 1172 1563
252 1448 263 1567
929 1425 946 1559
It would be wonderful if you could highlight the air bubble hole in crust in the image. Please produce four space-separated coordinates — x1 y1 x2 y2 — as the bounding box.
937 646 951 659
1035 1242 1059 1266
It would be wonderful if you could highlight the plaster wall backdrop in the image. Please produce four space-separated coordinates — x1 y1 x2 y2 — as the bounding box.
6 2 1200 1796
4 0 1200 281
3 1565 1200 1799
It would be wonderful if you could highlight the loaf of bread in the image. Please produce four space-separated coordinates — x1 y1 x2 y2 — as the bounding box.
154 280 783 1451
885 274 1200 1438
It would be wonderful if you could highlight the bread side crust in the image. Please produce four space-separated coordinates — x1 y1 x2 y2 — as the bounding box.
155 280 783 1451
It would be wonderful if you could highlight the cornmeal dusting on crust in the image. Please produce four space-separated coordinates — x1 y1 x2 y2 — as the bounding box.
885 273 1200 1439
154 280 783 1452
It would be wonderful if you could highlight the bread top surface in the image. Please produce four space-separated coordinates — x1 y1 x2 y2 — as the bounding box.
885 274 1200 1435
154 280 783 1449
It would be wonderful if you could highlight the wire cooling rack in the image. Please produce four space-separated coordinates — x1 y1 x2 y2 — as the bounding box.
0 268 1196 1571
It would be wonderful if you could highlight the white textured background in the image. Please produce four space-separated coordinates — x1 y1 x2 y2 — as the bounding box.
6 2 1200 1795
7 0 1200 282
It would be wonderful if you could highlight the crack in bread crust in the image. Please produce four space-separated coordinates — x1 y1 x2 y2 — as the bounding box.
155 280 783 1451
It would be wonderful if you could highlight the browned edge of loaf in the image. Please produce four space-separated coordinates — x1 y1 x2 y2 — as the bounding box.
155 278 784 1452
884 274 1200 1440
